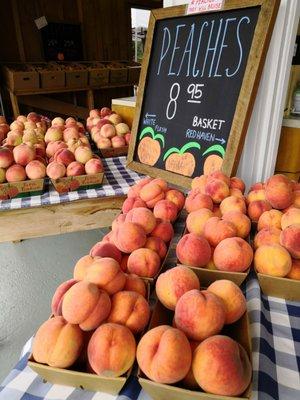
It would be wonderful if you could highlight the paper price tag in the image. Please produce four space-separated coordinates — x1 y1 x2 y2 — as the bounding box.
35 16 48 30
187 0 224 15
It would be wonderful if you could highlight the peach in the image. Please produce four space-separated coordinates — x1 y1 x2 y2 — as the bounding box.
207 170 230 186
97 137 112 149
191 175 207 193
205 179 230 204
280 224 300 258
46 161 66 179
222 211 251 239
175 290 225 341
54 148 75 166
125 132 131 144
46 141 67 157
88 323 136 377
127 178 152 198
247 189 266 203
220 196 246 215
108 113 122 125
0 168 5 183
193 335 252 396
13 143 36 166
156 266 200 310
112 136 126 148
125 207 156 234
100 107 112 118
140 182 165 208
212 204 222 217
165 189 185 210
137 325 192 384
120 254 129 272
89 109 100 118
248 200 272 222
230 177 245 193
62 281 111 331
153 199 178 222
6 164 26 182
34 143 46 158
204 217 237 247
52 117 65 127
145 236 167 259
254 244 292 276
292 190 300 208
74 146 93 164
112 213 126 231
22 130 38 145
265 174 293 209
124 274 147 297
286 258 300 280
114 221 147 253
73 255 94 280
151 178 168 191
122 197 147 213
51 279 78 316
66 161 85 176
258 209 283 231
281 207 300 229
214 237 253 272
254 227 281 249
0 147 14 168
32 316 83 368
25 160 46 179
127 248 161 277
63 127 80 142
108 291 150 333
100 124 116 138
185 189 213 213
6 132 22 146
45 127 63 143
207 280 246 324
85 158 103 174
90 241 121 263
230 188 245 199
176 233 211 267
10 120 24 131
186 208 213 236
250 182 264 191
182 341 200 389
115 123 130 137
151 219 174 242
85 257 126 294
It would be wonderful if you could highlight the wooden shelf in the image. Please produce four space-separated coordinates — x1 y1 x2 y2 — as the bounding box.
8 83 134 96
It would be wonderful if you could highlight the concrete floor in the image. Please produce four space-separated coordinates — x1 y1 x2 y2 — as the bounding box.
0 229 106 383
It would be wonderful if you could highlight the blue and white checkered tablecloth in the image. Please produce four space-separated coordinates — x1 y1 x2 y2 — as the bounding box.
0 273 299 400
0 157 143 211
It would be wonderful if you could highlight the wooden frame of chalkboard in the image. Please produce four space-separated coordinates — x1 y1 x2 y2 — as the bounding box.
127 0 280 188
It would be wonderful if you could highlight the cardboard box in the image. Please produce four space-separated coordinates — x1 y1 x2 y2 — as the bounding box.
99 145 128 158
111 96 136 128
51 172 104 193
28 357 130 394
87 63 110 86
109 62 128 84
256 272 300 301
0 178 45 199
138 300 252 400
3 64 39 91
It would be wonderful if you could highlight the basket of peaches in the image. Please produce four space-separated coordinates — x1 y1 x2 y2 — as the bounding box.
86 107 131 157
44 116 104 193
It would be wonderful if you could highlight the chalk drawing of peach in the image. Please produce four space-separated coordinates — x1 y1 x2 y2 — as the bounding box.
202 145 225 175
163 142 201 177
137 127 165 166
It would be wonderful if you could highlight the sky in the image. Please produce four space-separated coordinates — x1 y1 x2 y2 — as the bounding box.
131 8 151 28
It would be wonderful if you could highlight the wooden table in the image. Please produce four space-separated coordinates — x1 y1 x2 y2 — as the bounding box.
0 195 125 243
7 83 134 119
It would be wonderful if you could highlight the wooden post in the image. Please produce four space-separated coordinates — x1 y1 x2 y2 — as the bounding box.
87 89 94 111
9 91 20 118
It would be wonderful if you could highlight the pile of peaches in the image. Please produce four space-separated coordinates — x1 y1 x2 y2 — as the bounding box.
0 113 50 184
86 107 131 150
32 177 185 378
44 116 103 180
178 171 253 273
136 267 252 397
250 175 300 279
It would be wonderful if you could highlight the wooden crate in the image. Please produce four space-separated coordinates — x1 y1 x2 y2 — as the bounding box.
87 62 110 86
33 63 65 89
108 62 128 84
3 64 39 91
58 62 88 88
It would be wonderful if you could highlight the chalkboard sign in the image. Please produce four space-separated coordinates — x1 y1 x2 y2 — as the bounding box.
127 0 279 187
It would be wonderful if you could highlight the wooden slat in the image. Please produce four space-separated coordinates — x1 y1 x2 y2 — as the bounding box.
11 0 26 61
0 196 125 243
19 94 89 119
